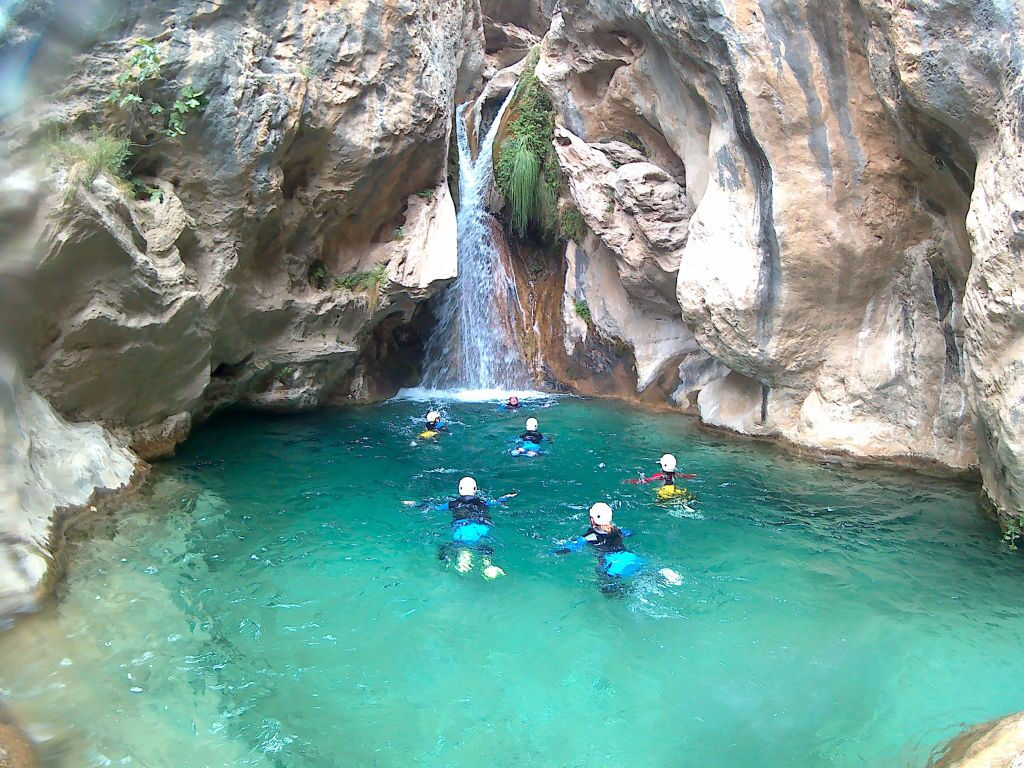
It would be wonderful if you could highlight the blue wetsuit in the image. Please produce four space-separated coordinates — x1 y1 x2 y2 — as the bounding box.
555 526 646 589
432 495 507 551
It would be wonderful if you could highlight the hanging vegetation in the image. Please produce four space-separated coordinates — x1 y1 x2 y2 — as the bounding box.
494 48 565 242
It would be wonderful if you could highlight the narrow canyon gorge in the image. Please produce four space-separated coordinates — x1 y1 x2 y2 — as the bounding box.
0 1 1022 764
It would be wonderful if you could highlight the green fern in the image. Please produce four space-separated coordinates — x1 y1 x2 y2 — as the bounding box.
494 46 560 241
501 138 540 237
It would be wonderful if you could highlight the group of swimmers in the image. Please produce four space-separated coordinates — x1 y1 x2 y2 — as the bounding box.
406 396 687 593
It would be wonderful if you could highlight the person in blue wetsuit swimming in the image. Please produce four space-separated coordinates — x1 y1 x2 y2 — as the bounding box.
411 477 517 578
555 502 682 593
511 417 546 456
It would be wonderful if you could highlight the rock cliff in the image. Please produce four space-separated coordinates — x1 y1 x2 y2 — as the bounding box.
3 0 1024 611
0 0 481 611
484 1 1022 530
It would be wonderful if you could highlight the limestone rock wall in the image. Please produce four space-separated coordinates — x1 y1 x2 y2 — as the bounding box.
1 0 483 459
0 354 139 618
514 0 1024 520
0 0 483 613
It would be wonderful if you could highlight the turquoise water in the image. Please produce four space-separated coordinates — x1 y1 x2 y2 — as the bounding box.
2 398 1023 768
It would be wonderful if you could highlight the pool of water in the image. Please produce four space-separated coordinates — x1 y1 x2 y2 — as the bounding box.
2 398 1022 768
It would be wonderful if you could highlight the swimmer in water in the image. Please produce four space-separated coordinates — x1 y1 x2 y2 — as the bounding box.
554 502 682 592
554 502 636 594
420 410 449 438
405 477 517 578
626 453 696 500
505 395 521 411
511 417 546 456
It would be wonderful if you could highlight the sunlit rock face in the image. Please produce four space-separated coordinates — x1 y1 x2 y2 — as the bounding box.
929 711 1024 768
534 0 1023 503
0 0 482 458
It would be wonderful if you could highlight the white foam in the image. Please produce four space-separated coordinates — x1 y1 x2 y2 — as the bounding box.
391 387 556 403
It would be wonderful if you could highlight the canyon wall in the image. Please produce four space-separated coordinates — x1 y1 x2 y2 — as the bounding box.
0 0 483 611
483 1 1023 527
2 0 1023 611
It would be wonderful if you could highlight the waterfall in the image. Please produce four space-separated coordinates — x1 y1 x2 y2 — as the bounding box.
420 91 530 391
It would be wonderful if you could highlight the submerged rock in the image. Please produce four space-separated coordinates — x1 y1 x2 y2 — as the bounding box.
929 712 1024 768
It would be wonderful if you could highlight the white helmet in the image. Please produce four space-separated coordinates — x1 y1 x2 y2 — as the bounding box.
427 410 440 422
589 502 613 526
458 476 478 496
526 417 538 431
659 453 677 472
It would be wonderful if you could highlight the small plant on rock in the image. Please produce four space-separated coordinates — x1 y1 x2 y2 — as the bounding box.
47 129 131 197
106 37 205 140
307 260 330 290
559 207 584 242
1003 515 1023 550
573 299 592 323
415 188 436 200
336 263 388 293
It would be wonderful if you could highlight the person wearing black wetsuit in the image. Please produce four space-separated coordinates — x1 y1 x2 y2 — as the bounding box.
447 493 492 525
554 502 632 595
520 427 543 445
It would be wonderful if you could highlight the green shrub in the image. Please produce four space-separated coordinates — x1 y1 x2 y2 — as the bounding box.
106 37 205 140
393 226 404 241
307 260 329 290
1003 514 1023 549
47 129 131 192
573 299 592 323
415 188 436 200
335 263 388 293
559 208 584 241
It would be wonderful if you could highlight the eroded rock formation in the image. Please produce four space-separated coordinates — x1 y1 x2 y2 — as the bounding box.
0 0 481 611
484 1 1022 530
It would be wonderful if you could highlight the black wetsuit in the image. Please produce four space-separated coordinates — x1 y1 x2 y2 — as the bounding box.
448 495 492 524
519 430 543 445
662 470 675 486
582 526 625 553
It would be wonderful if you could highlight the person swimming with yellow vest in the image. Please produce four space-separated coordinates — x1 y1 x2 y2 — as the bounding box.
626 454 696 500
419 410 449 439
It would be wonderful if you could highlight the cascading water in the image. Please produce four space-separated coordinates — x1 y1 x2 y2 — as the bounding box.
421 91 530 390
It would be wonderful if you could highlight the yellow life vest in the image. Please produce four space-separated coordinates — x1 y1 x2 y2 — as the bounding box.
656 484 692 501
419 430 439 439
